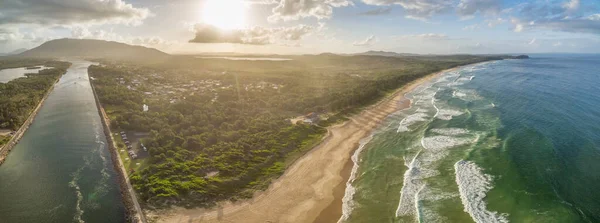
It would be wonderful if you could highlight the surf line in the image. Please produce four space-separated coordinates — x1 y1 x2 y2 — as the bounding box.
338 134 374 223
454 160 509 223
395 86 444 220
338 74 442 222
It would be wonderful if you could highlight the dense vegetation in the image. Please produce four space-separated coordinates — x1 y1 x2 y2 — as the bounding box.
90 54 501 207
0 59 71 130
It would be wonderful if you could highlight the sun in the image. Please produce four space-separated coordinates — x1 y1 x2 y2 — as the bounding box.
201 0 247 30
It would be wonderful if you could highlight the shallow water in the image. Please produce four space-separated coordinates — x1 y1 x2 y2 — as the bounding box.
0 66 51 83
0 61 125 222
342 55 600 223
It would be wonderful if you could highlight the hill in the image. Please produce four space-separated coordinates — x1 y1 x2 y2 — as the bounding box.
18 38 170 62
354 50 417 57
0 48 28 57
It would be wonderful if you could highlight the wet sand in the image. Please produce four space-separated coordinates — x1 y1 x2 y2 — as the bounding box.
155 68 457 223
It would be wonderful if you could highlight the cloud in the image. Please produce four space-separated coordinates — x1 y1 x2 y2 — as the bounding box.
245 0 278 4
361 0 452 20
534 17 600 34
279 25 314 40
397 33 448 39
507 1 600 35
70 26 177 48
510 17 526 32
0 0 150 27
562 0 580 11
457 0 501 17
268 0 353 22
0 28 51 45
189 24 249 44
353 35 377 46
463 24 481 31
359 7 393 16
589 14 600 21
189 23 314 45
486 17 505 27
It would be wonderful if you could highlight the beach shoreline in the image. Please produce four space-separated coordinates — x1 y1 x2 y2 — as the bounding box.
153 63 479 223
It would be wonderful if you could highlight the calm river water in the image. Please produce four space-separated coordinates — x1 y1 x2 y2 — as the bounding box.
0 60 125 223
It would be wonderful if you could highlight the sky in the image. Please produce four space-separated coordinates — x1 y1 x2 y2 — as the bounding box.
1 0 600 55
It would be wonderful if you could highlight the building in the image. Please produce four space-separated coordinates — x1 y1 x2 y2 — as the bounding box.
303 112 320 124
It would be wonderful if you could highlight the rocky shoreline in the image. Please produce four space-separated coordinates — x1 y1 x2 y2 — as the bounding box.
89 73 146 223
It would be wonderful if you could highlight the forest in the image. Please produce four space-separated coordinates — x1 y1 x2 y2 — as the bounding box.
89 54 500 207
0 59 70 145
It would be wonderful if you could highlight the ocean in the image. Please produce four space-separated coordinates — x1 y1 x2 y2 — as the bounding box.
342 54 600 223
0 61 125 222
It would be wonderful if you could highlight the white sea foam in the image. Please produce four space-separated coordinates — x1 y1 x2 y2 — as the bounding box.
431 89 440 118
420 187 458 202
430 128 469 136
69 167 85 223
454 91 467 98
455 160 509 223
422 136 472 152
415 108 429 113
436 109 465 120
397 113 429 132
453 89 483 101
339 135 373 223
396 132 473 218
396 151 424 217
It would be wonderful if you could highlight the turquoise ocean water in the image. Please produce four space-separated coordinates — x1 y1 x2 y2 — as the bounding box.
341 55 600 223
0 61 125 223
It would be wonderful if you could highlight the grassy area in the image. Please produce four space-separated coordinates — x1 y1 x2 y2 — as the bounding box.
107 111 151 174
0 135 10 148
283 132 328 168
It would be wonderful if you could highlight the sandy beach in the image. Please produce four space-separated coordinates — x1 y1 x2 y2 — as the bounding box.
155 67 456 223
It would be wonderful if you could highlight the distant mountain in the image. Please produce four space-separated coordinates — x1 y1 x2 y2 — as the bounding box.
18 38 170 62
0 48 28 57
9 48 28 55
354 51 417 57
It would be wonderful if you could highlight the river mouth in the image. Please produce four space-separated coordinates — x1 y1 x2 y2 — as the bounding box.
0 60 126 223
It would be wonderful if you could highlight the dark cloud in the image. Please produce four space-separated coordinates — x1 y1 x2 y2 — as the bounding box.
359 7 393 16
189 24 248 44
0 0 149 26
189 24 314 45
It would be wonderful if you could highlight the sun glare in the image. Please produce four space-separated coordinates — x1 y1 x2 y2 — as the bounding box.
202 0 247 30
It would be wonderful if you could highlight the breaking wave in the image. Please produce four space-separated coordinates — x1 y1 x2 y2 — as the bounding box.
339 135 373 223
455 160 509 223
